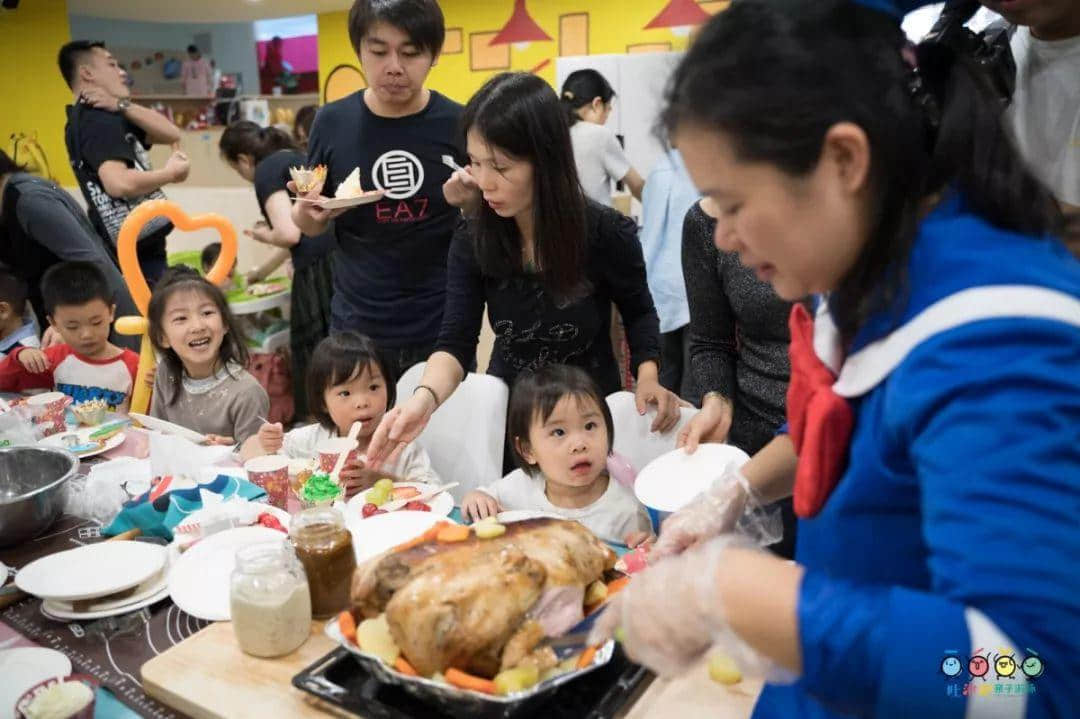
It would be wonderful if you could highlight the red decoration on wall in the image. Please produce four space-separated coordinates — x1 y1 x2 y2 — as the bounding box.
491 0 552 46
643 0 710 29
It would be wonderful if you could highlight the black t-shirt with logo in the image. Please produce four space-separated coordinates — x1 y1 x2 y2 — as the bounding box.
306 90 465 348
253 149 335 273
64 104 170 269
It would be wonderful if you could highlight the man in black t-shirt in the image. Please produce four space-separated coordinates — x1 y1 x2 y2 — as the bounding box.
292 0 466 379
59 41 190 286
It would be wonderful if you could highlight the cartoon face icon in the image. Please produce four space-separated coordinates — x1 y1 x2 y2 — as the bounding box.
969 655 990 679
941 656 963 678
1021 655 1044 679
995 655 1017 679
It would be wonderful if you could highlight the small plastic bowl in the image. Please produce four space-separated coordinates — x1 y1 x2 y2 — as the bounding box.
15 674 97 719
70 403 107 427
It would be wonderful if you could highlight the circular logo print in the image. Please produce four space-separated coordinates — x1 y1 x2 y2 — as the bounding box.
371 150 425 200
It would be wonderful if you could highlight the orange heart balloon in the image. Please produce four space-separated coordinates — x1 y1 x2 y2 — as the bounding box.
116 200 238 414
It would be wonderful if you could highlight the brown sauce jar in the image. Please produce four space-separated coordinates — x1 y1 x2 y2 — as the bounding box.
289 507 356 618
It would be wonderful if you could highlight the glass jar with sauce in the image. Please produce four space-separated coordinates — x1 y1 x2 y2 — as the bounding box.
290 507 356 618
229 541 312 657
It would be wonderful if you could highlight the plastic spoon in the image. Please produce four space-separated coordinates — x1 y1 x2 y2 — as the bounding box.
329 420 362 485
381 482 460 512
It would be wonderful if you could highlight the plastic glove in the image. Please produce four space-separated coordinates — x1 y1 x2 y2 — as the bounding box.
589 535 791 680
651 462 781 561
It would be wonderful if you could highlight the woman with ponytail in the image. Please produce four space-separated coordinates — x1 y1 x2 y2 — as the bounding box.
220 120 335 419
590 2 1079 716
560 69 645 204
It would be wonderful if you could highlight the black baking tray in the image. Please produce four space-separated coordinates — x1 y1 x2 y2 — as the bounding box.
292 645 651 719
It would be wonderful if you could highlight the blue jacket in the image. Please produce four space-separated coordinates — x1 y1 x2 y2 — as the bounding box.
754 194 1080 718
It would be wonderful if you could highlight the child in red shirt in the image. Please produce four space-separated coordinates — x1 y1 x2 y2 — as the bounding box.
0 261 137 411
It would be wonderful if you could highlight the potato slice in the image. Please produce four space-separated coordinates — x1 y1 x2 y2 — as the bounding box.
493 665 540 695
707 651 742 685
475 521 507 539
356 614 401 665
584 580 608 605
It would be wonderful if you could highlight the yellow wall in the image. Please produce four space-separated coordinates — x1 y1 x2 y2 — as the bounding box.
0 0 75 186
318 0 724 105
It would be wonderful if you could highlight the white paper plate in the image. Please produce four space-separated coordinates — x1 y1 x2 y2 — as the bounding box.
294 190 385 209
42 584 170 621
347 511 452 564
633 444 751 513
128 412 207 444
495 510 563 524
168 526 287 621
16 541 167 602
0 647 72 718
172 503 291 544
345 481 454 520
37 427 126 458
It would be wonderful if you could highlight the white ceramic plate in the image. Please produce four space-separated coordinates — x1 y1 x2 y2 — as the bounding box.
634 443 751 513
294 190 385 209
128 412 207 444
347 511 452 564
37 428 126 458
345 481 454 520
41 585 170 621
39 551 171 617
16 541 167 602
168 526 287 621
0 647 72 718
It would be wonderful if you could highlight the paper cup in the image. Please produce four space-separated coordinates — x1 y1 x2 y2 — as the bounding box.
315 438 360 473
244 455 290 509
26 392 71 422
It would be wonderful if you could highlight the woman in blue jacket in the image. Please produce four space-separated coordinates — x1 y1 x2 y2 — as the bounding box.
591 2 1080 717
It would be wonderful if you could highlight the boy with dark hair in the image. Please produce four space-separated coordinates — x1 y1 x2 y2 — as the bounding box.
0 262 138 410
0 271 39 358
291 0 468 381
59 39 190 285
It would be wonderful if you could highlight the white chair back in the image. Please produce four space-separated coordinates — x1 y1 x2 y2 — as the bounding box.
397 363 508 503
605 391 696 475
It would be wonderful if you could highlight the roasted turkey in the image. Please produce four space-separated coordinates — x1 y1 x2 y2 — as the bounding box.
350 517 616 677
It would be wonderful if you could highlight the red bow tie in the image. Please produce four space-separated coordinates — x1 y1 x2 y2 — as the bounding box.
786 304 854 518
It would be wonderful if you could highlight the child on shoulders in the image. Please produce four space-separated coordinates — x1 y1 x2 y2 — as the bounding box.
0 262 137 411
148 268 268 445
462 364 653 547
241 332 439 498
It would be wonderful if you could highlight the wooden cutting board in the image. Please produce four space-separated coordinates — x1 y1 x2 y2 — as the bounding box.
142 619 760 719
141 620 356 718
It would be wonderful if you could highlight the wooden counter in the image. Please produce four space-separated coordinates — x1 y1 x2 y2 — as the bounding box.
142 621 761 719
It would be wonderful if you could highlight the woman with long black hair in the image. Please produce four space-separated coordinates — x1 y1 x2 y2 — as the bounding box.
220 121 335 419
589 2 1079 716
367 72 680 469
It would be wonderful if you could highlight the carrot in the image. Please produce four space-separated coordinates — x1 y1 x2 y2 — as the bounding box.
338 611 357 644
394 656 419 677
436 524 472 543
392 522 450 552
445 667 496 694
577 645 599 669
606 576 630 597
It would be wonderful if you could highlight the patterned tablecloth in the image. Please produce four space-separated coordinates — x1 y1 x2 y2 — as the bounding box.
0 515 209 719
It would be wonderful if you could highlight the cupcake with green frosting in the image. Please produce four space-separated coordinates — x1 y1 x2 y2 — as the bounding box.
299 471 343 506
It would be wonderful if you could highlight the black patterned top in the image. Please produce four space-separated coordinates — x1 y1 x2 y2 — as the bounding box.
437 200 661 395
681 202 796 453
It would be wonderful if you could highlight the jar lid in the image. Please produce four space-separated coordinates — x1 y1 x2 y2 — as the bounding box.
234 540 293 573
290 506 346 535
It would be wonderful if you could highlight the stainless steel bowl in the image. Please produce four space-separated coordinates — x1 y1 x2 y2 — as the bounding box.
0 445 79 547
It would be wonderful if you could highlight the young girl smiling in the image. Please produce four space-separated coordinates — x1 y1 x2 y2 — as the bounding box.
148 270 268 445
242 332 438 498
462 364 652 547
